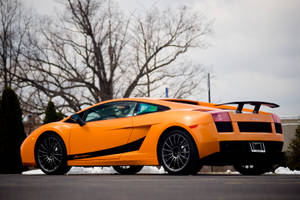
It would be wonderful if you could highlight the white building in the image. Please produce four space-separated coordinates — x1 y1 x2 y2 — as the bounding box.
281 116 300 151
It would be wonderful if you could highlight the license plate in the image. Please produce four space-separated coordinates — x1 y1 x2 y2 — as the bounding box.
249 142 266 153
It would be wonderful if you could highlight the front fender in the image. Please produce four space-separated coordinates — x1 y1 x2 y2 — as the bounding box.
20 122 71 167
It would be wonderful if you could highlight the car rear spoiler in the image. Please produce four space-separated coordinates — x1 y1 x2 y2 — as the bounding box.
216 101 279 114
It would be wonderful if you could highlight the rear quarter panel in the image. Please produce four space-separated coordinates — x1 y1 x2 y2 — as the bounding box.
125 109 218 164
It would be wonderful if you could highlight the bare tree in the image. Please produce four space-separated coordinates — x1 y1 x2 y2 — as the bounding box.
133 61 207 99
123 6 210 98
0 0 31 89
18 0 211 114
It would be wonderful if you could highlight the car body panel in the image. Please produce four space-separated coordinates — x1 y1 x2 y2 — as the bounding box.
68 117 133 158
20 122 71 167
20 98 284 168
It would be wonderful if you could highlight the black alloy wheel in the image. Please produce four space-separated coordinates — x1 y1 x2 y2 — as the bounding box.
113 166 144 175
158 130 201 175
35 133 71 175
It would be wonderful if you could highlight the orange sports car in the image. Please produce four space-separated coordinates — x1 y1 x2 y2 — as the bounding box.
21 98 284 175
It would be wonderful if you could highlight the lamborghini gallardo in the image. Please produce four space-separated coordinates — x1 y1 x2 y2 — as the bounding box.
21 98 284 175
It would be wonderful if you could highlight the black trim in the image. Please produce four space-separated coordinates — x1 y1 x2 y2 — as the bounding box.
200 141 284 166
275 123 283 134
200 152 284 166
219 141 283 153
216 101 279 113
215 122 233 132
238 122 272 133
162 99 199 105
67 137 145 160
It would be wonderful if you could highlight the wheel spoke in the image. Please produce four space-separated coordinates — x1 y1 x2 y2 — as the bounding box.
163 152 173 157
179 154 188 160
162 147 173 152
170 157 176 167
168 137 174 147
47 138 51 150
176 135 182 146
172 135 177 146
38 149 48 155
164 143 173 150
52 155 61 162
177 156 184 166
40 143 47 151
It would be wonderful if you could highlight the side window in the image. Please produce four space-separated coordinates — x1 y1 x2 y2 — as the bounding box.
136 103 169 115
83 101 137 122
136 103 158 115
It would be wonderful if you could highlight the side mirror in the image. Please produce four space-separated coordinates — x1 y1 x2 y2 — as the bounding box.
70 114 86 126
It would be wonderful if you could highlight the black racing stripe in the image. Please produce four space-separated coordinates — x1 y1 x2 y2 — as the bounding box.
67 137 145 160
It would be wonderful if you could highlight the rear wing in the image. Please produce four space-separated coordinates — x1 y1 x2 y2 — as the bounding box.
216 101 279 114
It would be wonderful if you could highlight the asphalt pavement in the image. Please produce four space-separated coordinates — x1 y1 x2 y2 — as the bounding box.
1 173 300 200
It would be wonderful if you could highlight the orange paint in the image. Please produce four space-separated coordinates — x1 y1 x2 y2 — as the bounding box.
20 98 284 168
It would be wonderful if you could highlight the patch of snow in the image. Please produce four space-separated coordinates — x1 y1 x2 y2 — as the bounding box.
22 166 300 175
225 169 240 174
265 171 274 175
140 166 166 174
22 166 166 175
226 167 300 175
274 167 300 175
68 167 116 174
22 169 44 175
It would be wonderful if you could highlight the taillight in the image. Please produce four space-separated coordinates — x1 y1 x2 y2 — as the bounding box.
211 112 231 122
272 114 281 123
272 114 282 134
211 112 233 132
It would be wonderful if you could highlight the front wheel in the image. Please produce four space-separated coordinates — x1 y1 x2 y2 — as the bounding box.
113 166 143 175
35 133 71 175
158 130 201 175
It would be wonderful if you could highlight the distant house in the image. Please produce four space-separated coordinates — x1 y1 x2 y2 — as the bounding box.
23 114 42 136
281 116 300 151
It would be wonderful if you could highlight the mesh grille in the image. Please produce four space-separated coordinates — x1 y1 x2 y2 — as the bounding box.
238 122 272 133
275 123 282 133
215 122 233 132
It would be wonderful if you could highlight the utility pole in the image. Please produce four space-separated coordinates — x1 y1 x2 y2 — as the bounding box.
208 73 211 103
208 72 214 172
165 87 169 98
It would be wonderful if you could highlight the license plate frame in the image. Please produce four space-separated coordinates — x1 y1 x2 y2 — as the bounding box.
249 142 266 153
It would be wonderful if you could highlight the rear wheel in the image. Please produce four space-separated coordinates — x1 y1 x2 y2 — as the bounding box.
158 130 201 175
113 166 143 175
234 158 272 175
35 133 71 175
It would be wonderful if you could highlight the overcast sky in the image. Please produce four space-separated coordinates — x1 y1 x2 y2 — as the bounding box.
23 0 300 117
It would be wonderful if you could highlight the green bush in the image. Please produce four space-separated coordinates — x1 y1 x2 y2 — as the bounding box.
0 87 26 173
287 125 300 170
43 101 63 124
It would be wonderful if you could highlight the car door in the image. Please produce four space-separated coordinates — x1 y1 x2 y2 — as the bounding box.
69 101 137 160
129 102 170 143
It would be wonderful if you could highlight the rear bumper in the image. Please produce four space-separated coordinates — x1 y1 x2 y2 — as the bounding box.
201 141 284 166
219 141 283 153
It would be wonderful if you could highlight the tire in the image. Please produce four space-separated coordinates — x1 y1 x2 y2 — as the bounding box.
233 158 272 175
35 133 71 175
113 166 143 175
157 129 201 175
